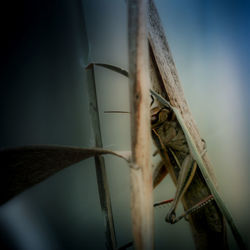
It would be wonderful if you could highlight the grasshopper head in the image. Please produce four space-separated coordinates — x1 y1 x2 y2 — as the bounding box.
151 107 170 128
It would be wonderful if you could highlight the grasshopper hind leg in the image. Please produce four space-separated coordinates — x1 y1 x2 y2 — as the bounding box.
165 154 196 224
165 143 207 224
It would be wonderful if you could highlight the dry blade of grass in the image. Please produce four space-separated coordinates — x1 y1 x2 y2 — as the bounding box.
86 63 129 77
86 63 118 250
0 145 131 206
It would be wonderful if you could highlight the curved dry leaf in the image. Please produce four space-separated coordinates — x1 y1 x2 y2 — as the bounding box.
86 63 129 77
0 145 131 205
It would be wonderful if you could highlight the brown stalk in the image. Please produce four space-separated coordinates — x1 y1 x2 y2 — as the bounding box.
147 0 228 249
128 0 154 249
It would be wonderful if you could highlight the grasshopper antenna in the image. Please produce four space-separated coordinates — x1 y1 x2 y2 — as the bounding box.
150 95 154 106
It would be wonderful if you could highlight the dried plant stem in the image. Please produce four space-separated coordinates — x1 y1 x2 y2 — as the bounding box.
86 65 117 250
128 0 153 249
148 0 228 249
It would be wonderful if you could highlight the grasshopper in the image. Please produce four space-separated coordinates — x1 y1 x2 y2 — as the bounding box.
150 89 246 249
151 99 208 224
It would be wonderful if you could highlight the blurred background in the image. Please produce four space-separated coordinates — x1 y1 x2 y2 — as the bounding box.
0 0 249 249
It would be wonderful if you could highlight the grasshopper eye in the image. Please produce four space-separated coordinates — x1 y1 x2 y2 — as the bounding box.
151 114 158 124
151 107 161 124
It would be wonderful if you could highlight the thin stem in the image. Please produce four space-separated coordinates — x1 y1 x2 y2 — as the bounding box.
86 64 117 250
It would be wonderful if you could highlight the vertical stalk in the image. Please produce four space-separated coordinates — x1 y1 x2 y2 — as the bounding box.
128 0 153 249
147 0 229 248
86 64 117 250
